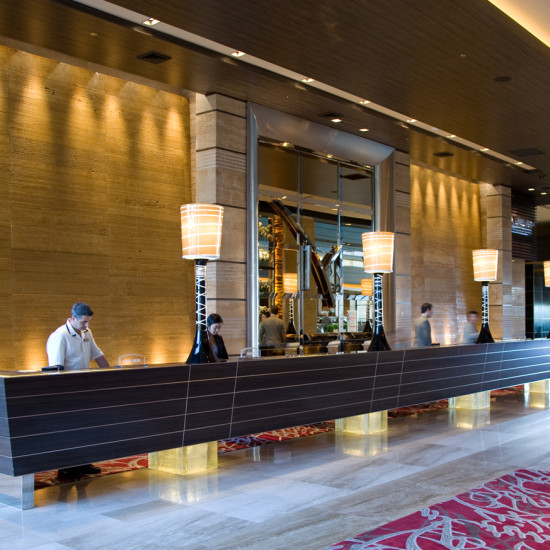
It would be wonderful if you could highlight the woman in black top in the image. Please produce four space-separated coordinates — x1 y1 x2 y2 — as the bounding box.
206 313 229 361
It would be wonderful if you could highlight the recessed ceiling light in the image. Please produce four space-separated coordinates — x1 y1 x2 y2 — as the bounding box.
359 100 370 105
231 51 246 57
480 148 490 152
90 32 98 37
281 142 291 147
326 154 334 158
542 192 548 195
407 119 416 123
331 118 342 123
359 128 369 132
515 161 524 166
301 77 315 83
142 17 160 26
447 134 456 139
528 188 536 191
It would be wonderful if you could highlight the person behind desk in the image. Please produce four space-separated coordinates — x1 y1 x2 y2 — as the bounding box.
414 302 433 347
206 313 228 361
46 302 110 480
259 305 286 355
462 310 480 344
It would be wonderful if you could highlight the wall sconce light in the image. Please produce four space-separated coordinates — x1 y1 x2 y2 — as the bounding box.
472 249 498 344
180 203 224 363
361 278 373 333
283 272 298 335
362 232 394 351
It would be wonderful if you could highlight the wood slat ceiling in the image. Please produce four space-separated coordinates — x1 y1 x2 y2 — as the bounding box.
0 0 549 203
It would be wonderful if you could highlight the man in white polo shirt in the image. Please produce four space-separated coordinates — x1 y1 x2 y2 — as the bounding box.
46 302 110 479
47 302 110 370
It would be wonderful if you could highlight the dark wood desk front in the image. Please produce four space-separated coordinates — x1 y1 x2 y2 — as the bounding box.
1 339 550 476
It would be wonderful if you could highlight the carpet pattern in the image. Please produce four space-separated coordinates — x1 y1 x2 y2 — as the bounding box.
323 468 550 549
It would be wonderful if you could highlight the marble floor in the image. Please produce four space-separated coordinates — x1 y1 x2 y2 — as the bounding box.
2 391 550 550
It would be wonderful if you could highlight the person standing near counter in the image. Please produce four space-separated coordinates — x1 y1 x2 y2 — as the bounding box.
206 313 229 361
46 302 110 480
259 305 286 354
462 310 480 344
414 302 433 347
47 302 110 370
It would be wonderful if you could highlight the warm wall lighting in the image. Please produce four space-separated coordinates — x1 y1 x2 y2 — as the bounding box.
361 278 373 296
362 231 394 351
472 249 498 281
181 203 224 260
180 203 224 364
472 249 498 344
362 232 394 273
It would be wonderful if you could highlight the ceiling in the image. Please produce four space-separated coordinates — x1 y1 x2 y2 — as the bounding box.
1 0 550 204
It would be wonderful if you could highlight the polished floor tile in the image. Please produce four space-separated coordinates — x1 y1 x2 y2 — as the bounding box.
1 392 550 549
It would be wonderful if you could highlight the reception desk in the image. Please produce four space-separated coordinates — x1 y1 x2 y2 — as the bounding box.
1 340 550 481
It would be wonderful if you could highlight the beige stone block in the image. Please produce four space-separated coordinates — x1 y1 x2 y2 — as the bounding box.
195 94 246 117
394 234 411 274
196 111 246 153
206 261 246 300
394 150 410 167
219 206 246 262
395 162 410 193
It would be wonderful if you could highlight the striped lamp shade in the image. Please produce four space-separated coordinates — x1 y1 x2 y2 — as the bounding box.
544 261 550 287
362 232 394 273
180 203 224 260
283 273 298 294
361 278 373 296
472 249 498 281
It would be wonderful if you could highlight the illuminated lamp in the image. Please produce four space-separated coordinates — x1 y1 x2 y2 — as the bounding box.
361 278 373 334
283 273 298 334
362 232 394 351
181 203 224 363
472 249 498 344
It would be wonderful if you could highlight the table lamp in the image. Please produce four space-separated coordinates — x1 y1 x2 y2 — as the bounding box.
180 203 224 363
472 249 498 344
362 231 394 351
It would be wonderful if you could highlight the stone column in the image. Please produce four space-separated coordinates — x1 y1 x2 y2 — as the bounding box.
393 151 412 348
480 183 513 340
194 94 248 356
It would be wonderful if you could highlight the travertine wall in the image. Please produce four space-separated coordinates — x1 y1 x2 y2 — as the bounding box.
0 46 194 370
410 163 482 344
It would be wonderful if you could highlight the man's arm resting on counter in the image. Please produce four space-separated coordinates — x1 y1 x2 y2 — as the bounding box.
95 355 110 368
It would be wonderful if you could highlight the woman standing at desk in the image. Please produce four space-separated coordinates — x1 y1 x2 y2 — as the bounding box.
207 313 229 361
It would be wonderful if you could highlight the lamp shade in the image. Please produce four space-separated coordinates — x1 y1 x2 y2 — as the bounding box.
180 203 224 260
361 278 373 296
283 273 298 294
362 231 394 273
472 249 498 281
544 261 550 287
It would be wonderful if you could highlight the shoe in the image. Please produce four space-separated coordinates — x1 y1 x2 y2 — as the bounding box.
78 464 101 475
57 467 81 480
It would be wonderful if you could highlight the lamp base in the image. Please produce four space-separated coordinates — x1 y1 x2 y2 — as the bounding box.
186 328 219 364
368 328 391 351
476 324 495 344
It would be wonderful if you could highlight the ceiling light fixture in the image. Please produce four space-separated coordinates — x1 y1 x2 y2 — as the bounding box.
447 134 456 138
142 17 160 26
515 161 524 166
231 50 246 57
331 117 342 123
301 77 315 83
359 128 369 132
480 148 490 152
407 119 416 123
528 188 535 191
359 100 370 105
542 192 548 195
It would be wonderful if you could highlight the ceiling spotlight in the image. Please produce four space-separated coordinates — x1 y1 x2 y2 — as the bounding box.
406 119 416 123
359 128 369 132
480 147 490 152
542 192 548 195
301 77 315 83
331 117 342 123
359 100 370 105
142 17 160 26
326 154 333 158
447 134 456 139
528 188 536 191
281 142 291 147
231 50 246 57
515 161 524 166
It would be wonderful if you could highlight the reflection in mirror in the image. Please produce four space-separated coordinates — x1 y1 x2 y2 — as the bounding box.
257 141 374 355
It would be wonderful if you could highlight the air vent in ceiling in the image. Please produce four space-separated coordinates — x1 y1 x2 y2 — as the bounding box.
137 51 172 64
509 147 545 157
433 151 454 158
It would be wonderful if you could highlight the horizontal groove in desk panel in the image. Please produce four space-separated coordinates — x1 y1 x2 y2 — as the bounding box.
187 377 238 397
400 363 486 384
233 376 374 407
10 416 186 456
183 425 232 446
186 393 235 414
184 409 232 431
9 400 188 437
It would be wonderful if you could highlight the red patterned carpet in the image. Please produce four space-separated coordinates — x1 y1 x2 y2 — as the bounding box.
323 468 550 549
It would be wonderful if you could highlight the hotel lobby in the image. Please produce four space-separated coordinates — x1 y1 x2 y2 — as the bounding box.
1 1 550 549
